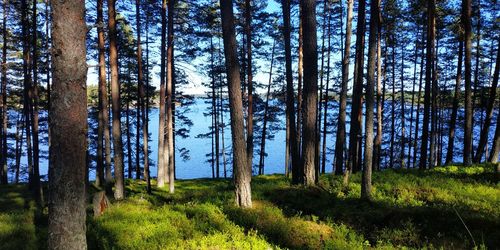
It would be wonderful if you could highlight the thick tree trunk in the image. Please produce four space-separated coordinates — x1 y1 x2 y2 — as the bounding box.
475 39 499 162
48 0 88 248
420 0 435 170
362 0 379 200
463 0 473 166
107 0 125 199
446 41 463 164
282 0 300 184
220 0 252 208
300 0 318 186
335 0 353 176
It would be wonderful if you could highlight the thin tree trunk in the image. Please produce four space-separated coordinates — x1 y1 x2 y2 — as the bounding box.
282 0 300 184
108 0 124 199
166 0 175 193
1 0 7 184
420 0 435 170
374 17 383 171
15 115 24 184
135 0 144 182
126 93 132 179
321 6 332 174
48 0 87 248
347 0 366 180
96 0 106 187
407 30 420 167
488 103 500 163
245 0 254 171
31 0 43 206
143 13 151 193
475 38 499 162
258 39 276 175
220 0 251 208
335 0 353 176
400 42 405 168
390 46 395 168
446 41 463 164
297 12 303 156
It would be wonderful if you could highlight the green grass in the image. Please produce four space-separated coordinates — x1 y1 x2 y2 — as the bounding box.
1 163 498 249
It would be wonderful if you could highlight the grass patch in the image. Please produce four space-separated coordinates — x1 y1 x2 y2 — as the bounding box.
0 163 498 249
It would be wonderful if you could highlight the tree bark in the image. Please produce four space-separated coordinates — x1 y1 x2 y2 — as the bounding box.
48 0 88 248
158 0 167 187
220 0 252 208
96 0 106 187
245 0 254 171
300 0 318 186
107 0 124 199
362 0 379 200
335 0 353 176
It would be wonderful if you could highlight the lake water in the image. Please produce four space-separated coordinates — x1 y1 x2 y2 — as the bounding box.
5 98 498 181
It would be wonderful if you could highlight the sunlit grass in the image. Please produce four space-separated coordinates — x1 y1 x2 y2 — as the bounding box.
1 163 498 249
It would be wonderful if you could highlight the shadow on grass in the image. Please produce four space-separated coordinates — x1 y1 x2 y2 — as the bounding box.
261 184 499 249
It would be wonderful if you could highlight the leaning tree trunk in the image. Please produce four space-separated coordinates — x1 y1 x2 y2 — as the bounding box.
335 0 353 176
362 0 380 200
107 0 124 199
300 0 318 186
474 38 499 162
48 0 88 248
220 0 252 208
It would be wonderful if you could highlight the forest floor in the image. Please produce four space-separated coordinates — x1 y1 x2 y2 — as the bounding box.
0 163 499 249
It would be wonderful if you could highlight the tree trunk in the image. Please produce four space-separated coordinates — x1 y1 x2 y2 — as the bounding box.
126 93 132 179
48 0 87 248
390 46 395 168
220 0 251 208
400 42 405 168
245 0 254 171
32 0 43 206
489 103 500 163
420 0 435 170
374 16 383 171
135 0 143 179
107 0 124 199
158 0 167 187
258 39 276 175
446 41 463 164
407 30 420 167
475 38 499 162
300 0 318 186
166 0 175 193
362 0 379 200
463 0 473 166
321 5 332 174
335 0 353 176
96 0 106 187
143 13 151 193
282 0 300 184
413 29 425 168
1 0 7 184
346 0 366 181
